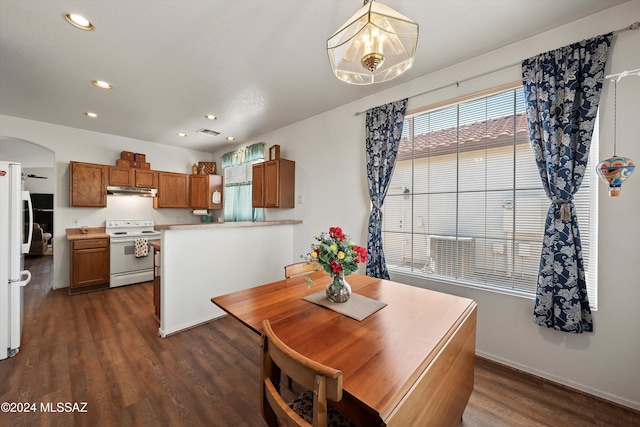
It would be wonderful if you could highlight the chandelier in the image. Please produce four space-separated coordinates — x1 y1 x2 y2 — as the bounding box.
327 0 419 85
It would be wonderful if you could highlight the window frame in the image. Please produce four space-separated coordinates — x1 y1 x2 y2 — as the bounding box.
383 83 599 308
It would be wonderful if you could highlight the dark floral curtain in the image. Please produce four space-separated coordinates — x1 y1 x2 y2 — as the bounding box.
365 98 408 279
522 34 611 333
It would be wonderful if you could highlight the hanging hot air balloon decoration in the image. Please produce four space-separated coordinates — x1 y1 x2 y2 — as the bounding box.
596 72 637 196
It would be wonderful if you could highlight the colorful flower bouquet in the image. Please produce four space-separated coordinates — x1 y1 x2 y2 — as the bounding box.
307 226 368 277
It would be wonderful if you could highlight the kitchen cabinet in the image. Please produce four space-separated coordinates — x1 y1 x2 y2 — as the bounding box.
109 167 157 188
155 171 189 208
252 159 295 208
135 169 157 188
70 238 110 293
69 161 108 207
189 174 223 210
109 166 134 187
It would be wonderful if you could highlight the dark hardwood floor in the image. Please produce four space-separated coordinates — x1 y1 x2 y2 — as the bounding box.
1 256 638 426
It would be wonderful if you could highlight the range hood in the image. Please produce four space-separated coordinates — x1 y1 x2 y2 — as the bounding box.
107 186 157 197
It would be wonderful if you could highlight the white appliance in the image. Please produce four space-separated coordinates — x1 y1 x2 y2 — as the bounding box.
0 161 33 361
105 219 161 288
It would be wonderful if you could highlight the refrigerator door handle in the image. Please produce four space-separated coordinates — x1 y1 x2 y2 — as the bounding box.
22 190 33 254
20 270 31 287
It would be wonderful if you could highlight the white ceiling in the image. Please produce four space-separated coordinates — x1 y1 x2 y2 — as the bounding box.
0 0 630 153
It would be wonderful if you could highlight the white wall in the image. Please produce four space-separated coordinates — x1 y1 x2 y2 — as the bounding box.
0 115 213 289
160 224 295 336
213 2 640 409
24 168 55 194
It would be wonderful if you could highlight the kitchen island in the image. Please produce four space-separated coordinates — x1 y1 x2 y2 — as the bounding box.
156 220 302 337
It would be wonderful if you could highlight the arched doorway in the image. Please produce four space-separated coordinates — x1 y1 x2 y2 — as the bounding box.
0 137 55 256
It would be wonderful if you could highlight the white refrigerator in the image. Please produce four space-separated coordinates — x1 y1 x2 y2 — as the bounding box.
0 161 33 360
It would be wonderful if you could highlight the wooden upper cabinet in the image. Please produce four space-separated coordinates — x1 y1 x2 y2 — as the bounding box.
252 159 295 208
252 163 265 207
155 172 189 208
70 161 108 207
135 169 157 188
189 174 223 210
109 166 134 187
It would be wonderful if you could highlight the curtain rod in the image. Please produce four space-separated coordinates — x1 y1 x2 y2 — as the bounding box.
354 21 640 117
606 68 640 82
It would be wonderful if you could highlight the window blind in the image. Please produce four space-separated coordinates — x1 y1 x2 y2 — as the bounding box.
383 87 597 306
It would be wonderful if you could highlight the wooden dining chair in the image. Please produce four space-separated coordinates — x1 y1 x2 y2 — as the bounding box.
282 261 322 390
284 261 321 279
260 320 355 427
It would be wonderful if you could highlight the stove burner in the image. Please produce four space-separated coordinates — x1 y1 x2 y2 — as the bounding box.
141 230 155 233
113 232 127 235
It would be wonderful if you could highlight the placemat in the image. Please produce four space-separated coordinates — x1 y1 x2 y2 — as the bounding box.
303 291 387 321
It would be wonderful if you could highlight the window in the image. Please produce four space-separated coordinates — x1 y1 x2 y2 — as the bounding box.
221 142 265 222
383 85 598 306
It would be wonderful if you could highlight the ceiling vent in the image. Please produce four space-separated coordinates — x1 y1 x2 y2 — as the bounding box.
197 128 220 137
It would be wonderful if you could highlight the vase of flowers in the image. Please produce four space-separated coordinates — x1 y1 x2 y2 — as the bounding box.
326 272 351 303
307 226 368 303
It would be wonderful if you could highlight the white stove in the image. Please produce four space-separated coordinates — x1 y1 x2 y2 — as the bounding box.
105 219 161 241
105 219 161 287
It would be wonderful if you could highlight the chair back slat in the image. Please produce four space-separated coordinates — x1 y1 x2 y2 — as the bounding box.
284 261 322 279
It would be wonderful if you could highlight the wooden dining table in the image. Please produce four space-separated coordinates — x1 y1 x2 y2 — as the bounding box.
211 272 477 427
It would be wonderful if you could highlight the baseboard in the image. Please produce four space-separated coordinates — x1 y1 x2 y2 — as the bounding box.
158 313 226 338
475 351 640 412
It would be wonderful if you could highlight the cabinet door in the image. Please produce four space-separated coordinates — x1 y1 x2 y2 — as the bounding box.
189 174 224 210
189 175 208 209
71 239 110 288
109 167 134 187
252 163 265 207
135 169 157 188
264 161 280 208
70 162 107 207
156 172 189 208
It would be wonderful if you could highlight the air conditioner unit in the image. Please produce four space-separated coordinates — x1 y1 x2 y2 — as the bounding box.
429 235 474 279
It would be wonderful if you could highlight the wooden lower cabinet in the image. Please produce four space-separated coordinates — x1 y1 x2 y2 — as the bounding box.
70 238 110 294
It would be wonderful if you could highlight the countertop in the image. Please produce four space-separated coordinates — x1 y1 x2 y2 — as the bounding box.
66 220 302 239
149 241 161 250
66 227 109 241
154 220 302 231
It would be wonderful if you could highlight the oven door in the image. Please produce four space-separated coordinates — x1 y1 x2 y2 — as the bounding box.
110 237 159 287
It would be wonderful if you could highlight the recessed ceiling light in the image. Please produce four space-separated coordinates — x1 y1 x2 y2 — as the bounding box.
177 133 187 137
226 137 235 142
84 112 98 118
64 13 94 31
92 80 112 90
205 114 217 120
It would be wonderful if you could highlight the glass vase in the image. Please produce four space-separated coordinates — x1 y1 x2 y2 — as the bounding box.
326 272 351 303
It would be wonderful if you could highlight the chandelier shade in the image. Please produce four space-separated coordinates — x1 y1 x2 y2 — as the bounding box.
327 1 419 85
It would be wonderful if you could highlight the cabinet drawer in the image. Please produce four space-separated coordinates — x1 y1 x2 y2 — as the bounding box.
73 239 108 250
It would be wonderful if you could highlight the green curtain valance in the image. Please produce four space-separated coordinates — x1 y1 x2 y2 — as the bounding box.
221 142 265 168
